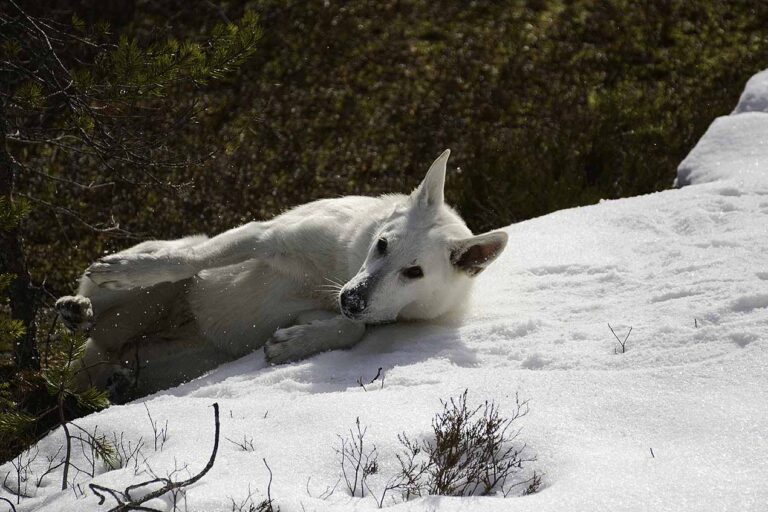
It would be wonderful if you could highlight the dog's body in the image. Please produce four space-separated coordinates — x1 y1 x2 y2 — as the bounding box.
56 150 508 397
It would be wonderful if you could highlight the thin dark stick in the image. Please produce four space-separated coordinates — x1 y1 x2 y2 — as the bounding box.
263 458 274 510
369 367 383 384
608 323 632 353
59 339 78 490
0 496 17 512
89 403 220 511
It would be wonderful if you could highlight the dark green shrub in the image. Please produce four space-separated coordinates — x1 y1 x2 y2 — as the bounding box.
11 1 768 290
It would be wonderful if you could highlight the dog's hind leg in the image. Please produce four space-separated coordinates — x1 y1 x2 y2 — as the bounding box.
71 337 125 395
86 214 342 290
86 222 273 290
59 236 206 336
113 326 230 399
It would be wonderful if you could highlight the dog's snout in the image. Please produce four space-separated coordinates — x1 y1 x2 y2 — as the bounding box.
340 289 366 316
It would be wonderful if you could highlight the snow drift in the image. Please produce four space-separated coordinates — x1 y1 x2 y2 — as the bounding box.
3 70 768 512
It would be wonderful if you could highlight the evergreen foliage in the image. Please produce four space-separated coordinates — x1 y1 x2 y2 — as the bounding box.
6 0 766 292
0 0 260 462
0 273 25 353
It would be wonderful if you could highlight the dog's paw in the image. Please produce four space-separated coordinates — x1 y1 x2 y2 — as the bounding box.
86 254 159 289
85 253 191 290
105 367 136 403
264 325 313 365
55 295 94 331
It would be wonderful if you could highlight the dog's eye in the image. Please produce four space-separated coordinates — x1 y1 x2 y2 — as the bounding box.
402 266 424 279
376 237 388 255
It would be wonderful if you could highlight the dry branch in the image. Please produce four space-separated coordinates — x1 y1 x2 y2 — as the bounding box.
89 403 220 512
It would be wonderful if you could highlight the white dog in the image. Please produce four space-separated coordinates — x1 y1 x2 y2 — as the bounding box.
56 150 508 398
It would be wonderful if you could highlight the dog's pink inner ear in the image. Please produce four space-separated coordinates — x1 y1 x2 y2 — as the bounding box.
451 235 506 276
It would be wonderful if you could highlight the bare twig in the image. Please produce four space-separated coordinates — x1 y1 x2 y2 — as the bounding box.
226 434 255 452
0 496 17 512
89 403 220 512
59 340 77 490
3 448 37 503
356 367 384 392
608 323 632 354
228 483 256 512
36 445 65 487
335 417 378 498
144 403 169 452
261 458 276 512
369 367 382 384
306 475 340 501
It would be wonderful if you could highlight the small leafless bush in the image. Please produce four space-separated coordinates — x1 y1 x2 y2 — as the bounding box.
336 391 541 508
1 426 120 503
2 447 36 503
110 432 147 474
144 403 169 452
335 417 378 498
70 424 119 477
520 470 542 496
226 434 256 452
423 391 535 496
35 446 65 487
229 483 257 512
230 460 278 512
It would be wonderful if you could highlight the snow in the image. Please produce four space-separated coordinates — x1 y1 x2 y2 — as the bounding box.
4 71 768 512
676 113 768 187
733 69 768 114
677 68 768 187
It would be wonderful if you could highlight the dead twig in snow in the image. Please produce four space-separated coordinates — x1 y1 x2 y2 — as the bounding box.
89 403 220 512
356 367 384 391
608 323 632 353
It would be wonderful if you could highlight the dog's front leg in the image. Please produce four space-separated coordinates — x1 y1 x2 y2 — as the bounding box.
264 314 366 364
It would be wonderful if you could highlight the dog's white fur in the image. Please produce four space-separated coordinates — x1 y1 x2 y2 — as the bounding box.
56 150 508 396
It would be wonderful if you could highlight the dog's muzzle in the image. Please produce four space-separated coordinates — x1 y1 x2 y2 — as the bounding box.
340 289 367 318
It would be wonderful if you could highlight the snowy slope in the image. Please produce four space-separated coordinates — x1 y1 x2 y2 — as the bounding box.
4 72 768 512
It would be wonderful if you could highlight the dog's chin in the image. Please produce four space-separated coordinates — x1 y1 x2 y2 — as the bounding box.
341 310 395 326
365 318 397 326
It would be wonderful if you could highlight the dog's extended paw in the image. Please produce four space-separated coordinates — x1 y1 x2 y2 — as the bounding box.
55 295 94 332
85 253 191 290
86 254 160 290
264 325 313 365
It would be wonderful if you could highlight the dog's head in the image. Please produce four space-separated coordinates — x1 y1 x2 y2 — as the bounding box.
340 150 508 324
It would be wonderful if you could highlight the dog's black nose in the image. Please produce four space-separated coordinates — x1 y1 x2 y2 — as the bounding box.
340 290 366 316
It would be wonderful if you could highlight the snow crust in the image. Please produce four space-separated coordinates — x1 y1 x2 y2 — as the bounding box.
5 71 768 512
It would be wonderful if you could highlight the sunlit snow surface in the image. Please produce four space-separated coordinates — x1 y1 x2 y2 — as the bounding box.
5 72 768 512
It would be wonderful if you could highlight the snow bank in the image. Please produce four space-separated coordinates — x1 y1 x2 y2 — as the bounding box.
4 70 768 512
677 68 768 187
733 68 768 114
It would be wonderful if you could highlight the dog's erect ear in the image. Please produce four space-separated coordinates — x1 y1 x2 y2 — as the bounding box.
412 149 450 208
450 231 508 276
